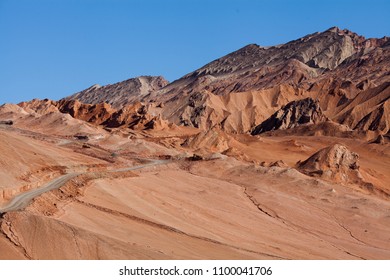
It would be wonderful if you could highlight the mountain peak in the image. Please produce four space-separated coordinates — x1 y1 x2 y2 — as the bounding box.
326 26 341 33
65 75 168 108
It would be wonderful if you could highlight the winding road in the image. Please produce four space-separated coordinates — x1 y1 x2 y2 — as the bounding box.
0 159 169 214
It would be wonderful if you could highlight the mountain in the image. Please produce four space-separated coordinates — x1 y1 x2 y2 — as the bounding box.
17 27 387 136
160 27 388 96
66 76 169 108
62 27 389 135
155 27 389 134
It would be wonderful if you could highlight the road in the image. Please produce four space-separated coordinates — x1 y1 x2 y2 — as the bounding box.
0 159 169 214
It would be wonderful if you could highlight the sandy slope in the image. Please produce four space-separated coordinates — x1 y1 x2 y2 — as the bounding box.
0 118 389 260
1 156 389 260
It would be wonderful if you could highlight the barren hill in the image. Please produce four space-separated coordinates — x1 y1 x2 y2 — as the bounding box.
62 27 390 135
155 27 389 134
66 76 169 109
160 27 389 96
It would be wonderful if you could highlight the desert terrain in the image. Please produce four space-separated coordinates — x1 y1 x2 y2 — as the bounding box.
0 27 389 259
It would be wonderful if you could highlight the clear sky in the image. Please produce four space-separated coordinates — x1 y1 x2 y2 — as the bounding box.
0 0 389 105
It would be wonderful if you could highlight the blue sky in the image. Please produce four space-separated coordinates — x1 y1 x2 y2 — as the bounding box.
0 0 389 105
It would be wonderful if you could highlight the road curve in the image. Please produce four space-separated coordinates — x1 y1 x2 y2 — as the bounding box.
0 159 169 214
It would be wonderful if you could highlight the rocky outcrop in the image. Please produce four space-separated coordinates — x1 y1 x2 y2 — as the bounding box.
8 98 170 132
18 99 59 115
56 99 115 125
297 144 363 184
251 98 328 135
0 120 13 125
57 99 161 130
181 128 230 153
371 134 388 145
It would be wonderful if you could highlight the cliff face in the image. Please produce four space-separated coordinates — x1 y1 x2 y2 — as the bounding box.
251 98 329 135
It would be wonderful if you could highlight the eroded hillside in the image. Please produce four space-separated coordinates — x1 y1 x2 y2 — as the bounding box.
1 27 389 260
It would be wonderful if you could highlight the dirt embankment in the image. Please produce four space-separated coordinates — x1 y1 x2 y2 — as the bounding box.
0 168 138 260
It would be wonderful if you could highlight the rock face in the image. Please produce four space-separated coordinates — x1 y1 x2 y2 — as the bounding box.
251 98 328 135
181 128 231 153
371 134 386 144
354 98 390 134
56 99 160 130
334 83 390 134
0 120 13 125
18 99 59 115
56 99 115 125
4 97 171 134
66 76 169 109
297 144 362 184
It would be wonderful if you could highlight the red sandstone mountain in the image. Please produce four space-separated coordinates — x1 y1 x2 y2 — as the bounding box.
6 27 389 137
62 27 389 135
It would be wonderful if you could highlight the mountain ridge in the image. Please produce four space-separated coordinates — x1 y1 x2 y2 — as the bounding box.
25 27 390 135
